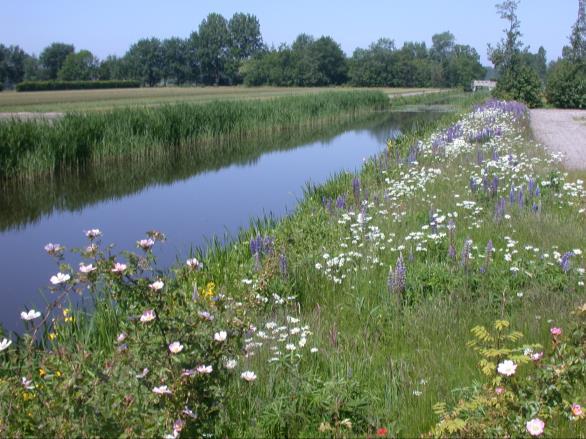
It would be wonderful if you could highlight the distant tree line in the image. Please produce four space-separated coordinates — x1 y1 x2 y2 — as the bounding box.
0 10 554 92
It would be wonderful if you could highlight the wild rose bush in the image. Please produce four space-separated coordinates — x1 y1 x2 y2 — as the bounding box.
430 305 585 437
0 231 259 437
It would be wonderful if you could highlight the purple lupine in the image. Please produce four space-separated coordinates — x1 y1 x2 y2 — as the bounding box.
517 188 524 208
560 251 574 273
461 239 473 269
492 149 499 162
352 177 361 206
470 178 478 193
482 176 489 193
336 195 346 209
476 149 484 165
494 197 506 220
491 175 499 195
279 253 288 277
448 243 456 260
528 177 535 195
393 253 406 294
535 185 541 197
532 202 539 213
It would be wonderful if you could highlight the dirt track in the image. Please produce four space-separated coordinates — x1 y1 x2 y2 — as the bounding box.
530 109 586 170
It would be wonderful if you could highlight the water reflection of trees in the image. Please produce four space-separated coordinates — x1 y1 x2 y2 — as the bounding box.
0 111 442 232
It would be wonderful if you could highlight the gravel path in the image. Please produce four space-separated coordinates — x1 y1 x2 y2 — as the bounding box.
0 111 64 122
530 109 586 170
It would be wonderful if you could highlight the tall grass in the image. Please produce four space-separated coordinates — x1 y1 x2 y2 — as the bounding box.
0 91 389 179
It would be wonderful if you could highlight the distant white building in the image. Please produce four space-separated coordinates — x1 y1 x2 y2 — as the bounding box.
472 80 497 92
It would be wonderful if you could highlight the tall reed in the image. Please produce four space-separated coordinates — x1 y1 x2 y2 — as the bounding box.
0 91 389 180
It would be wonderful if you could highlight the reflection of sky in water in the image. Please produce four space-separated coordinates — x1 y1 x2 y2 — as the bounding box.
0 111 441 332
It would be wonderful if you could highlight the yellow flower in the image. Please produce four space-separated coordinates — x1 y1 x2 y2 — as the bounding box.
48 332 57 340
22 391 34 401
63 308 70 317
55 371 62 378
203 282 215 298
39 368 46 377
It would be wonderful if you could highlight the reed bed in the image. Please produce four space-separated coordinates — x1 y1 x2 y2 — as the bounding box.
0 91 389 180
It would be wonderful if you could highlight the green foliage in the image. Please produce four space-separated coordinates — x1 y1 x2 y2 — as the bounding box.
494 63 543 107
125 38 164 86
15 80 141 92
546 60 586 108
58 50 99 81
39 42 75 80
347 34 484 88
430 307 586 437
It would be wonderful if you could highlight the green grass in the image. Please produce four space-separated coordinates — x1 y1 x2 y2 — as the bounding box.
1 93 584 437
0 86 445 113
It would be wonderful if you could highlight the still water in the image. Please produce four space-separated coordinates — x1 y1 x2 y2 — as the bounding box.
0 110 443 332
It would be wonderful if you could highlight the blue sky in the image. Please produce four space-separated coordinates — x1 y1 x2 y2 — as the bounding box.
0 0 579 65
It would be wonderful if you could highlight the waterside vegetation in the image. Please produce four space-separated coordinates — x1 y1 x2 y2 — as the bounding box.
0 95 584 437
0 90 389 180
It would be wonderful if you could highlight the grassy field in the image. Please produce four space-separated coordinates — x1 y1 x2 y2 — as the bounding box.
1 95 584 437
0 86 444 113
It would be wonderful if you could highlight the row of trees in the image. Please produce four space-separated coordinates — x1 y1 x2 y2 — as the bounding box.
0 13 263 88
1 12 489 89
243 32 486 88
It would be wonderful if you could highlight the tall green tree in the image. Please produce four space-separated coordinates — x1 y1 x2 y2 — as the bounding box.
58 50 99 80
39 42 74 79
488 0 522 73
489 0 543 106
563 0 585 62
0 45 27 86
197 13 230 85
125 38 163 86
162 37 191 85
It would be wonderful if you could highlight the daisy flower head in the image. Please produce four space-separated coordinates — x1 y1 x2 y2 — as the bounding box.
214 331 227 342
241 371 257 382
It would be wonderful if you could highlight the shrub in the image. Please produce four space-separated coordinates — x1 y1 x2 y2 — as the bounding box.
15 80 141 92
494 64 543 108
545 60 586 109
430 307 586 437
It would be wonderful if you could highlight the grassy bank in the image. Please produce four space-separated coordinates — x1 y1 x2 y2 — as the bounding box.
1 95 584 437
0 90 389 180
0 86 443 113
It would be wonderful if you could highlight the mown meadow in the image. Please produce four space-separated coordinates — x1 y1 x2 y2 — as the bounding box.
0 95 584 437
